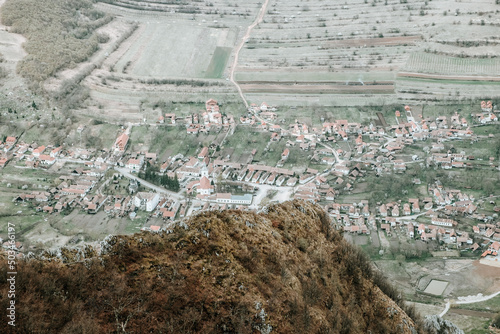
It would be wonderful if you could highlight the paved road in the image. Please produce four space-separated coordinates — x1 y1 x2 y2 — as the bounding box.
114 167 183 200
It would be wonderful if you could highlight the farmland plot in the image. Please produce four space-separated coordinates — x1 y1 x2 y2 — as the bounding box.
403 52 500 77
114 23 238 79
77 0 264 118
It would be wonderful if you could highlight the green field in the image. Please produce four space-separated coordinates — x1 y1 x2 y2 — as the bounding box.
205 47 232 79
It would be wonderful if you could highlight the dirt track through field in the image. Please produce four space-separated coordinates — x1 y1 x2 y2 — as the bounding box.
229 0 270 108
448 308 496 318
240 83 395 94
398 71 500 82
322 35 422 48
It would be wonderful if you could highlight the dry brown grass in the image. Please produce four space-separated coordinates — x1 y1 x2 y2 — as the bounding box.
0 201 426 333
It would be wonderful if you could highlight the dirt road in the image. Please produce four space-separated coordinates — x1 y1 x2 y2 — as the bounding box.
229 0 270 108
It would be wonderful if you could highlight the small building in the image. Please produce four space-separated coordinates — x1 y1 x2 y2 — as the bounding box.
134 192 160 212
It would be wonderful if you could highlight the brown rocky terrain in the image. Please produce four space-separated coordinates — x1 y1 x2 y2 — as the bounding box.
0 201 425 333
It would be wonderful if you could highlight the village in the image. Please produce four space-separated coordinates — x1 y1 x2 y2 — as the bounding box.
1 99 499 264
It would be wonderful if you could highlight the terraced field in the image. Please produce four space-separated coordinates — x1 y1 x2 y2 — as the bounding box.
234 0 500 104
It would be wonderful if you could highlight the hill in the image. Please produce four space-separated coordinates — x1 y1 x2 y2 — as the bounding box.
0 201 425 333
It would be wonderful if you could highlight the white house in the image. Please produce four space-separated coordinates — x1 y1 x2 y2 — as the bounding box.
134 192 160 212
215 193 252 205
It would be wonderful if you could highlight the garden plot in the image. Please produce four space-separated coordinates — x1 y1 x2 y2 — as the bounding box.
424 280 449 296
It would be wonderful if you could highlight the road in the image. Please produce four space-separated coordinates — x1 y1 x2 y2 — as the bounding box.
114 167 183 200
439 290 500 317
229 0 270 108
395 206 445 221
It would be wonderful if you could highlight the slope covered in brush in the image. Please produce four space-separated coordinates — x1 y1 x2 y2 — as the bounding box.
0 201 424 333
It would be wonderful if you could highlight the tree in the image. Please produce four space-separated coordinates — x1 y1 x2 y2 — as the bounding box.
493 313 500 328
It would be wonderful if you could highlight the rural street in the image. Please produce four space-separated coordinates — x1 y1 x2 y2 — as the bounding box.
114 167 183 200
229 0 270 108
395 206 445 221
439 290 500 317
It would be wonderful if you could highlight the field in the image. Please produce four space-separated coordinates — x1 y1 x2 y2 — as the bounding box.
8 0 494 119
114 23 237 79
2 0 500 119
423 280 449 296
205 46 233 79
403 52 500 77
234 0 500 104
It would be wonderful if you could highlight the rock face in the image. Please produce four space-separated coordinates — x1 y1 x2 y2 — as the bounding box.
0 201 425 333
424 316 465 334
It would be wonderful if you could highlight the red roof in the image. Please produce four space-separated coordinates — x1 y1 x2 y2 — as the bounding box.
199 176 212 190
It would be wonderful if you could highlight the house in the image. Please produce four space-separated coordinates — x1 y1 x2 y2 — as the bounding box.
407 223 415 239
206 98 219 113
198 147 209 159
134 192 160 212
286 177 298 187
215 193 253 205
334 164 350 175
39 154 56 165
165 113 176 124
0 157 9 168
489 241 500 253
403 203 411 216
32 145 46 157
50 146 62 158
282 148 290 160
126 156 144 170
431 217 458 227
186 124 200 134
113 133 129 153
5 136 16 147
379 204 387 217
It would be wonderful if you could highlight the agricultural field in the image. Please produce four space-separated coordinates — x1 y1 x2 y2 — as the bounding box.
235 0 500 104
3 0 500 119
76 0 262 121
113 23 237 79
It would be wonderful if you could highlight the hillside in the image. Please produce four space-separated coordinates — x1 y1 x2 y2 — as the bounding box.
0 201 426 333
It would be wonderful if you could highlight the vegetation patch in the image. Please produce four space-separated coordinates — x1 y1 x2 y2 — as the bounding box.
1 0 111 83
205 46 232 79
